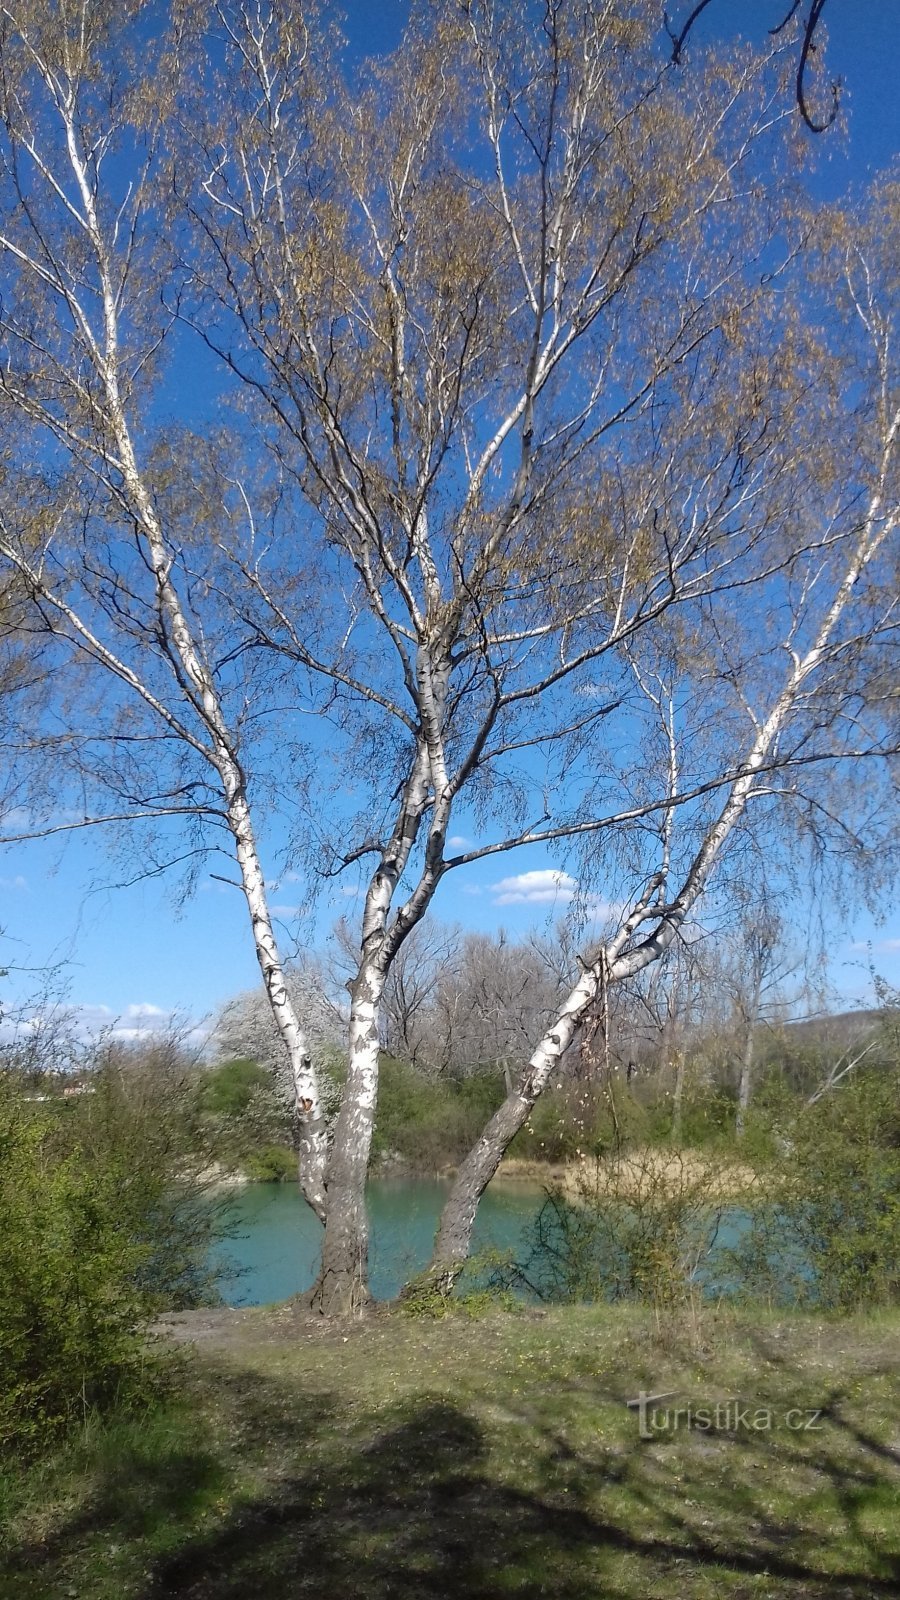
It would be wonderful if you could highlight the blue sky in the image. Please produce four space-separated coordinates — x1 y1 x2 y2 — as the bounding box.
2 1 898 1044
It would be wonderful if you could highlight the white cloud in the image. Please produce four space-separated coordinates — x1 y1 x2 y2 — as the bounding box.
72 1001 172 1040
491 869 577 906
447 834 469 848
4 998 211 1054
0 874 28 890
340 884 361 898
271 903 301 917
850 937 900 953
71 1001 172 1040
71 1003 114 1030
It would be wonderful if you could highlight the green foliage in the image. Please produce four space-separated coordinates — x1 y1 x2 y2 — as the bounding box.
505 1080 697 1164
200 1058 271 1117
242 1143 296 1183
0 1097 154 1451
66 1063 229 1310
0 1064 226 1454
400 1251 519 1320
506 1083 611 1162
671 1086 741 1149
371 1057 504 1170
507 1086 584 1163
199 1058 297 1179
399 1272 457 1320
731 1065 900 1311
518 1149 728 1315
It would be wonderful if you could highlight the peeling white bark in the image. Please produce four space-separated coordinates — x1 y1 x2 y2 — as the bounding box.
311 958 384 1313
226 785 329 1215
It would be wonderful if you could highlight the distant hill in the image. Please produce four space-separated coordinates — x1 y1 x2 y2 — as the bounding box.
782 1008 887 1048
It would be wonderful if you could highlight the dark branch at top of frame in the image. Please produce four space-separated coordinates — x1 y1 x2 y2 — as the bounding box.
665 0 841 133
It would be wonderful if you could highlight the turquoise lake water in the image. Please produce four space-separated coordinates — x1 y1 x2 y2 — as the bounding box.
213 1178 544 1305
210 1180 797 1307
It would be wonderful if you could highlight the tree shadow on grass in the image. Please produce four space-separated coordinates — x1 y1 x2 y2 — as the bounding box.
135 1389 899 1600
0 1375 337 1588
4 1355 898 1600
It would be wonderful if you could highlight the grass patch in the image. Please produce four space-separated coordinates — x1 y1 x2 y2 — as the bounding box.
2 1304 898 1598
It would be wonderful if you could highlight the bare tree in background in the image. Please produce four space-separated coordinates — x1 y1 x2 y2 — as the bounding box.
433 931 567 1091
717 908 802 1136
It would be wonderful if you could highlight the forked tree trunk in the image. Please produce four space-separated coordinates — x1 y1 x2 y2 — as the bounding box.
310 737 434 1313
309 959 384 1314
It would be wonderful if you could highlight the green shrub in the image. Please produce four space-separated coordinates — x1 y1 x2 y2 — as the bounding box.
0 1067 226 1454
400 1250 519 1319
730 1065 900 1311
242 1143 296 1182
371 1058 504 1170
674 1087 741 1149
0 1103 149 1450
517 1148 728 1313
200 1058 271 1117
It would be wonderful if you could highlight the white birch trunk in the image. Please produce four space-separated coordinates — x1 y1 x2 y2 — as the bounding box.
107 358 330 1217
226 785 329 1216
309 710 444 1310
310 958 384 1313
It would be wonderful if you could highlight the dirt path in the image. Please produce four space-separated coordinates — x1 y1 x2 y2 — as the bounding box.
152 1299 392 1353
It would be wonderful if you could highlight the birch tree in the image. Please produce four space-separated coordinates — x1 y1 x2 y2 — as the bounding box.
0 1 896 1314
181 1 896 1306
176 0 826 1312
0 0 331 1216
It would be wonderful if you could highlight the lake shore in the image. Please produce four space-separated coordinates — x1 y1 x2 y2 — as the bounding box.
486 1147 762 1200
